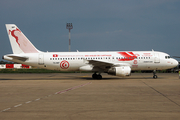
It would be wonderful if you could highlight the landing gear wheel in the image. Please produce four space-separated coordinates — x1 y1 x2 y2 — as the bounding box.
92 73 102 79
153 70 158 79
92 73 97 79
153 75 158 79
97 74 102 79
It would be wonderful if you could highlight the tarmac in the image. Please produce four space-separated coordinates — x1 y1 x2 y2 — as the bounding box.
0 73 180 120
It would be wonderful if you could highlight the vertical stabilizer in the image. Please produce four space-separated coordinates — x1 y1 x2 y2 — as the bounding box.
5 24 40 54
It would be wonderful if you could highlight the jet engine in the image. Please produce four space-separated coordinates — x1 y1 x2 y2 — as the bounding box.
108 66 131 77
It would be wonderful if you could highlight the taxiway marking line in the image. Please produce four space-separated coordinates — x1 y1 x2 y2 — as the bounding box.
14 104 22 108
1 108 11 112
56 82 92 94
26 101 32 104
35 98 41 101
0 82 92 113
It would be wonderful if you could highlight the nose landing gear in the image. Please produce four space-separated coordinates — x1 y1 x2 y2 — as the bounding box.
153 70 158 79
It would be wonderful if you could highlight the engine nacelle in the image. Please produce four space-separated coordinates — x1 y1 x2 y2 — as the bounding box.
108 66 131 77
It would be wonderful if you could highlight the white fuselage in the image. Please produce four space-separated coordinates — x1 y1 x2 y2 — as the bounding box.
4 51 178 72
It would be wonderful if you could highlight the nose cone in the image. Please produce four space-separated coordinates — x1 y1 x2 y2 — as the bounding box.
173 59 179 67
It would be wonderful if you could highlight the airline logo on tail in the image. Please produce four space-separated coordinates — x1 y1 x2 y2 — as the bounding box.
9 28 21 46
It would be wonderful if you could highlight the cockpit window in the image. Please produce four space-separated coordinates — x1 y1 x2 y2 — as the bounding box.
165 56 170 59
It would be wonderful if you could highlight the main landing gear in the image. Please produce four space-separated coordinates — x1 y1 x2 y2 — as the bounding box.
153 70 158 79
92 73 102 79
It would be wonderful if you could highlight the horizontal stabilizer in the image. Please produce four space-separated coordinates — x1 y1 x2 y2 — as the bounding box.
3 54 28 61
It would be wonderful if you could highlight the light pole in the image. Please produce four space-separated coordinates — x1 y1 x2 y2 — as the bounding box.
66 23 73 52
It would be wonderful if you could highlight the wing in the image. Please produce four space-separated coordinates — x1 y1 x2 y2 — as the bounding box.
88 60 113 69
85 59 131 72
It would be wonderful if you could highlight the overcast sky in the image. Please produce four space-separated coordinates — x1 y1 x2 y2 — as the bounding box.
0 0 180 61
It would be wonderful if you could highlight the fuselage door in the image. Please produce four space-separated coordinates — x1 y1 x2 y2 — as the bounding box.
38 53 44 65
154 53 160 63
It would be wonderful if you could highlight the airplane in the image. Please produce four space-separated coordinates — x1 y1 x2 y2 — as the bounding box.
2 24 179 79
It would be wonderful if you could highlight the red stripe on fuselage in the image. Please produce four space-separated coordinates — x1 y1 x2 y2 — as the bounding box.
117 52 137 61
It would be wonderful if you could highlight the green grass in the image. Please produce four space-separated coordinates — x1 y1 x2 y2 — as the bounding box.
0 69 79 73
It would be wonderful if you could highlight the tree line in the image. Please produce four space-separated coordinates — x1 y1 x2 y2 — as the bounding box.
0 60 15 64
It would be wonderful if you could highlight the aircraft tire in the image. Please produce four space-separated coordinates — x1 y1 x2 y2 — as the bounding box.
92 73 102 79
92 73 97 79
97 74 102 79
153 75 158 79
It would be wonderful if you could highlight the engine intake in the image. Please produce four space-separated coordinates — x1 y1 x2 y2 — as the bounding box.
108 66 131 77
